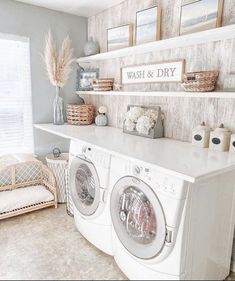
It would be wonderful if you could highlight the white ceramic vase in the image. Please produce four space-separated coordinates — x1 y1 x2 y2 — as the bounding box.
84 37 100 56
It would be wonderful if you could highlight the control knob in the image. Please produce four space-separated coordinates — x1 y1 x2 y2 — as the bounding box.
82 146 87 154
133 166 141 175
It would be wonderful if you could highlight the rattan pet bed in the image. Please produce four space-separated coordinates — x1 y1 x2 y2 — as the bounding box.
0 155 57 220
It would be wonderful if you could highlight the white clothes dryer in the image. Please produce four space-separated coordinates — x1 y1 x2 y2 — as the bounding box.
69 140 113 255
109 155 235 280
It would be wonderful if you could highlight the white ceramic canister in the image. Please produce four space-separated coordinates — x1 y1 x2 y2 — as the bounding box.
192 122 211 148
229 134 235 152
84 37 100 56
209 124 231 152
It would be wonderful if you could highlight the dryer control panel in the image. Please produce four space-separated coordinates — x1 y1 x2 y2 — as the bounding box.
124 161 187 200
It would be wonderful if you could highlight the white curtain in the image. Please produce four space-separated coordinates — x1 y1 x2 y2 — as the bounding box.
0 33 34 156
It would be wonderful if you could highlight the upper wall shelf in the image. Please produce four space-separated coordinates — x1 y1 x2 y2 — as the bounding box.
76 91 235 99
77 24 235 63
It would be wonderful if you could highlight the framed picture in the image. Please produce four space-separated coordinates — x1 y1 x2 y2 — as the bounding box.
135 5 161 45
77 68 99 91
179 0 224 36
107 24 133 52
121 60 185 85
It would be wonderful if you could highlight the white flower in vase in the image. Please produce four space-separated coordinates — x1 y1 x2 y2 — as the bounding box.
98 106 107 114
124 118 136 132
145 109 159 122
136 116 155 135
125 106 145 122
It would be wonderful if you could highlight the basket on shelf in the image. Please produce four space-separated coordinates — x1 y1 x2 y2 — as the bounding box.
182 71 219 92
92 78 114 91
66 104 95 125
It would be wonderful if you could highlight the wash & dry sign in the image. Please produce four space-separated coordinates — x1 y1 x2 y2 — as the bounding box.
121 60 185 84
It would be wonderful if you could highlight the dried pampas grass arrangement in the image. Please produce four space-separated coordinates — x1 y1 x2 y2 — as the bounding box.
43 31 74 125
43 31 74 89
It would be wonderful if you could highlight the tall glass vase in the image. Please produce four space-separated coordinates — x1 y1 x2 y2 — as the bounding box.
53 86 64 125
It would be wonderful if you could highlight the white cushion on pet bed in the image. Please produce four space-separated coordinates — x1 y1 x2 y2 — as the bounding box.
0 185 54 214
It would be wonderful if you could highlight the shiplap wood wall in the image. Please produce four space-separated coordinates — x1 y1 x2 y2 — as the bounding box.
84 0 235 142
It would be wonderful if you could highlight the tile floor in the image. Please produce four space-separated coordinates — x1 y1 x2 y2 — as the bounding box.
0 205 234 280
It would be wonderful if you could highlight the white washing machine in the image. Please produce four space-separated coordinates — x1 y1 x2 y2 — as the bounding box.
109 155 235 280
69 140 113 255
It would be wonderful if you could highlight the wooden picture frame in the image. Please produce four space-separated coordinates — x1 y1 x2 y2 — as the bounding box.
121 60 186 85
107 24 133 52
77 68 99 91
179 0 224 36
135 5 161 45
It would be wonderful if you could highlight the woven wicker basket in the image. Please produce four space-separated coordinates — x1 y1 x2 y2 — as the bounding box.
92 78 114 91
182 71 219 92
66 104 95 125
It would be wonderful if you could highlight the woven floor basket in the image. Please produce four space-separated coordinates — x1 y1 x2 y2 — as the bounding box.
66 104 95 125
182 71 219 92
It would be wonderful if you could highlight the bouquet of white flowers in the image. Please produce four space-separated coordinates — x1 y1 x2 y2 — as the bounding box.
136 115 155 135
124 106 162 137
124 106 145 132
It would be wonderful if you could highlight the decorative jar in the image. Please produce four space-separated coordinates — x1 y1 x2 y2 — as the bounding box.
95 106 108 126
192 122 211 148
229 134 235 152
209 124 231 152
84 37 100 56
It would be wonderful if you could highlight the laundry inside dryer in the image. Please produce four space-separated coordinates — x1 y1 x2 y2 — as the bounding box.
119 186 156 244
75 163 96 206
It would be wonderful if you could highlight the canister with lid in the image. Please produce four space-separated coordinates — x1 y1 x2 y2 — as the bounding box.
209 124 231 152
192 122 211 148
229 134 235 152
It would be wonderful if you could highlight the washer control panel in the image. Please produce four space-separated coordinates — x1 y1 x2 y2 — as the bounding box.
83 146 111 169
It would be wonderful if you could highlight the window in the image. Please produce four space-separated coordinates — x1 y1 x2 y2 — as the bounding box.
0 33 34 156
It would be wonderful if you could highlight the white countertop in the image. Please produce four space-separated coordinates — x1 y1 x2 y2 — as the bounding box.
35 124 235 183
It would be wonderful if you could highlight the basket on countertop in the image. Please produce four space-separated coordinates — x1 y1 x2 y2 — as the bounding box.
182 71 219 92
66 104 95 125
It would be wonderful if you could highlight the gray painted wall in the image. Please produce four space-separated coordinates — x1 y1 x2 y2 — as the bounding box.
0 0 87 156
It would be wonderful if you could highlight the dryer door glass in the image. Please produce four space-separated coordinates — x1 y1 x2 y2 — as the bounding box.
111 176 166 260
70 157 100 216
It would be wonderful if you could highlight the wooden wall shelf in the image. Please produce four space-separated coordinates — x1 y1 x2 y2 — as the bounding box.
76 91 235 99
77 25 235 63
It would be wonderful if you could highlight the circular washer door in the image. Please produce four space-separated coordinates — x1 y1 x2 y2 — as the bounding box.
111 176 166 260
70 156 100 216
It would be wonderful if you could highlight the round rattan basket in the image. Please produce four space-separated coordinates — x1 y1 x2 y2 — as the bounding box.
182 71 219 92
66 104 95 125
